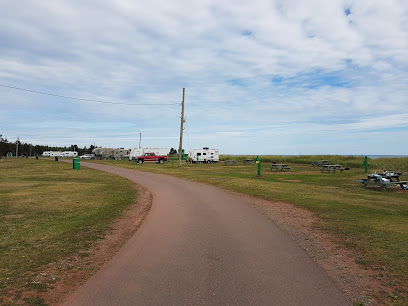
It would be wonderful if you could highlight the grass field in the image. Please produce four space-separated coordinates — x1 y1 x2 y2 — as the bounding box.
94 155 408 303
0 158 137 305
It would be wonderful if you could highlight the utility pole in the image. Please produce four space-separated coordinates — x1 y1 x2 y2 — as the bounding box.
139 133 141 148
178 88 185 167
16 137 19 158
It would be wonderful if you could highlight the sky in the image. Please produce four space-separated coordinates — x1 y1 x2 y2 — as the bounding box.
1 0 407 155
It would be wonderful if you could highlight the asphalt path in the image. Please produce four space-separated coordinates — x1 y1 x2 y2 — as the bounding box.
63 162 349 305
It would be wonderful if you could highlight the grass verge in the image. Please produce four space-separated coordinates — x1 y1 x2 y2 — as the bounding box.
0 158 137 305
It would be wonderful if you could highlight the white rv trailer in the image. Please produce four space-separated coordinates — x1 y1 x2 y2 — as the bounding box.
189 148 219 163
41 151 52 157
129 148 168 161
62 151 78 158
49 151 63 157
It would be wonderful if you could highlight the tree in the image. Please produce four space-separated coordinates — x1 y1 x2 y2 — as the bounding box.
169 148 177 155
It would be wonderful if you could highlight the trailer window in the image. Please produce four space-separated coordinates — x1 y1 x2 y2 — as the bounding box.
203 153 206 156
197 153 201 156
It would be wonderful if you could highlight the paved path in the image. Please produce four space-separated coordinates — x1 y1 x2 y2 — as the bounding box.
63 163 349 305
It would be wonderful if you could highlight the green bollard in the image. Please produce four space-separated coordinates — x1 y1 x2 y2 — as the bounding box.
363 156 368 173
256 156 261 176
197 156 199 164
172 157 174 167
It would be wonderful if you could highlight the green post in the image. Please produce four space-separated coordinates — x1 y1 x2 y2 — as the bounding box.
197 156 199 164
364 156 368 173
256 156 261 176
182 149 185 160
172 157 174 167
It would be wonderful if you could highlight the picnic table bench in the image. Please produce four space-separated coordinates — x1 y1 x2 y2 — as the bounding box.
320 164 345 173
224 160 237 166
270 163 291 171
360 171 406 191
360 174 390 191
380 171 406 189
312 160 329 167
243 159 255 164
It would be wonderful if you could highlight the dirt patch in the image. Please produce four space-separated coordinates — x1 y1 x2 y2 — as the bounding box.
226 190 405 305
28 183 152 305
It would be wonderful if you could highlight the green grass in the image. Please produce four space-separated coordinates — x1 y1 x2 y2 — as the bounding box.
93 156 408 303
0 158 137 303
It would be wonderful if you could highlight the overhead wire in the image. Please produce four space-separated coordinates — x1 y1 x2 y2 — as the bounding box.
0 84 180 106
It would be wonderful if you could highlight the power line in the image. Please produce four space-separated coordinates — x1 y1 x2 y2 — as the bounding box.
0 84 179 106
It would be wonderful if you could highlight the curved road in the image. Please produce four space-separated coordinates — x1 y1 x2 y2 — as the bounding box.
64 163 349 305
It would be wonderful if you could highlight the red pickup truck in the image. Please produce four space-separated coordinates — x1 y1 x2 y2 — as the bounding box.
135 152 167 164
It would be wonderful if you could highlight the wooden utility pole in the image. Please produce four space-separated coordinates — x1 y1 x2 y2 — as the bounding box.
178 88 185 167
16 137 19 158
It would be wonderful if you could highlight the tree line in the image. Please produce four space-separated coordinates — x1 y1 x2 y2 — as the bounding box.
0 134 95 157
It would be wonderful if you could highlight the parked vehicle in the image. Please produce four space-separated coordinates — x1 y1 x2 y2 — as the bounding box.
189 148 219 163
134 152 167 164
129 148 168 161
62 151 78 158
49 151 63 157
80 154 95 159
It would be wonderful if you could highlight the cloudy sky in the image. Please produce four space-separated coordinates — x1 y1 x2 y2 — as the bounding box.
1 0 407 155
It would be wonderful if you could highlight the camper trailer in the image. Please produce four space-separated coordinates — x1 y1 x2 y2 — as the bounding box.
189 148 219 163
62 151 78 158
49 151 63 157
129 148 168 161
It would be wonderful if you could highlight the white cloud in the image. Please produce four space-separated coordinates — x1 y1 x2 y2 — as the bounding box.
0 0 407 154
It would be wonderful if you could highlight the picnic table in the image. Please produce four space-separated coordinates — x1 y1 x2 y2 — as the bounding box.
270 163 291 171
320 164 345 173
359 171 406 191
224 160 237 166
379 171 406 189
312 160 329 167
243 159 255 164
360 174 390 191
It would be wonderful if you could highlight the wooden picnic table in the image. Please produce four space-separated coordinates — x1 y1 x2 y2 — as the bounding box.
361 174 390 191
360 171 406 191
320 164 345 173
379 171 406 189
270 163 291 171
312 160 329 167
224 160 237 166
243 159 255 164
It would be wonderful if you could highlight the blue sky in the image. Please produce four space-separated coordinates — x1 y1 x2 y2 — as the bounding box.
1 0 407 155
